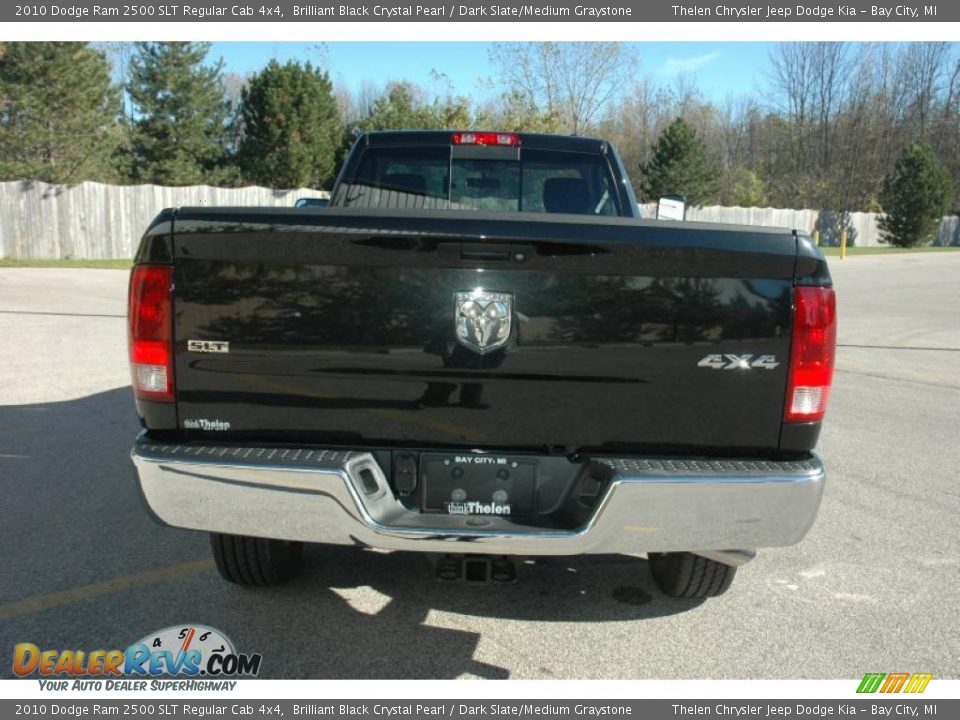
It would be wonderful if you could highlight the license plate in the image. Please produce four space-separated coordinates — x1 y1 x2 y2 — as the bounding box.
421 453 537 515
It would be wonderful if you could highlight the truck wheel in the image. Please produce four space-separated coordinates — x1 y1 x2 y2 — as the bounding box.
210 533 303 586
648 552 736 598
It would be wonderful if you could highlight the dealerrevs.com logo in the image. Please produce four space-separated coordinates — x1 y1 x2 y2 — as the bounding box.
13 625 261 690
857 673 933 694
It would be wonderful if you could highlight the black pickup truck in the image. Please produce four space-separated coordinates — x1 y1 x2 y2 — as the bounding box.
128 130 835 598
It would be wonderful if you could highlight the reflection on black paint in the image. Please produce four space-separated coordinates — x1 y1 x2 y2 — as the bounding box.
171 219 799 453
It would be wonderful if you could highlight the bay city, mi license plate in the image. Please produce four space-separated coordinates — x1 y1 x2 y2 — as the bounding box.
421 453 537 516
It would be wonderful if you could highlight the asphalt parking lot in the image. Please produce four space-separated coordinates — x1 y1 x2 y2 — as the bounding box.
1 253 958 679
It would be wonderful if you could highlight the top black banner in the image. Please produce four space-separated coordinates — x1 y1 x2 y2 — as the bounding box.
4 0 955 22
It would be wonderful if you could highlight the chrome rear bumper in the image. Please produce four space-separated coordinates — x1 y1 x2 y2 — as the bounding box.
131 436 824 560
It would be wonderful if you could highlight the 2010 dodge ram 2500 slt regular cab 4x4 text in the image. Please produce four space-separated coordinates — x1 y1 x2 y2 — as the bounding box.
128 131 836 598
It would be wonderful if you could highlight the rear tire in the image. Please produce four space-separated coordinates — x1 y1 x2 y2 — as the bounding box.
210 533 303 586
648 552 737 598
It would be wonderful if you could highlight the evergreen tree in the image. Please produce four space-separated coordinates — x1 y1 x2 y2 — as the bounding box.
237 60 341 189
127 42 233 185
639 118 719 206
720 167 766 208
0 42 121 184
358 82 467 131
878 141 954 247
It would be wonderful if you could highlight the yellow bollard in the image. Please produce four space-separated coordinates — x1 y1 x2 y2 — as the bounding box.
840 229 847 260
813 230 820 246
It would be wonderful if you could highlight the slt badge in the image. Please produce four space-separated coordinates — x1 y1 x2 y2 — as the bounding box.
454 290 513 354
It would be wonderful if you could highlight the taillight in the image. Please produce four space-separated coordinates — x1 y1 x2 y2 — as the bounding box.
452 131 520 147
128 265 174 402
785 286 836 423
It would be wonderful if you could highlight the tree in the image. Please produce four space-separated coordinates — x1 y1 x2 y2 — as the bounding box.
127 42 233 185
98 42 135 122
768 42 857 207
878 140 953 247
720 167 766 207
0 42 121 184
357 81 470 131
895 42 950 136
639 118 719 205
488 43 638 134
477 89 564 133
237 60 341 189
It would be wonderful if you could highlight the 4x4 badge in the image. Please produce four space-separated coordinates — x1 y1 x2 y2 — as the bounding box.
698 354 780 370
454 290 513 354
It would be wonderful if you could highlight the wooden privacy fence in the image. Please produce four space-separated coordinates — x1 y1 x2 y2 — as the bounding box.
0 181 330 260
0 180 957 260
638 203 960 248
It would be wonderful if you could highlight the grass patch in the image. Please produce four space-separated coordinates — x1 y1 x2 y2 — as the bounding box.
0 258 132 269
819 246 960 256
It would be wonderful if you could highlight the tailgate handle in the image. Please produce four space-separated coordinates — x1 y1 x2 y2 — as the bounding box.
461 244 511 261
437 242 532 263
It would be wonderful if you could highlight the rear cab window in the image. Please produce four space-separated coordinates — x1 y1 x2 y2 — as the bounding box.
334 135 625 217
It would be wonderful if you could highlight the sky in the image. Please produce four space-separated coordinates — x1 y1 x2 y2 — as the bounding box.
209 42 777 104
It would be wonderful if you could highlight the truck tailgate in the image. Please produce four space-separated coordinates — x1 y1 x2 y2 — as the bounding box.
171 208 798 454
